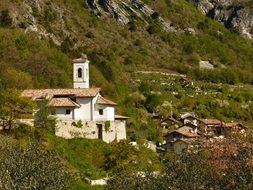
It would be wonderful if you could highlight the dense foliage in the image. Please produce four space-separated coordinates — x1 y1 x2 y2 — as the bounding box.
0 89 34 130
108 142 253 190
0 135 68 190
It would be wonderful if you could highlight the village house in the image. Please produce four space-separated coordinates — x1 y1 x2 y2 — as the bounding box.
22 55 127 143
222 122 246 134
198 118 223 136
179 112 198 126
159 116 180 135
162 126 199 153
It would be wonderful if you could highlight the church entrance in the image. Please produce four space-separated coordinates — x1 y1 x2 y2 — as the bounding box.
97 124 103 140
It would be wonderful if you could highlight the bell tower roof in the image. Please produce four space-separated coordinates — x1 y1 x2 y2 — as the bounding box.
73 54 88 63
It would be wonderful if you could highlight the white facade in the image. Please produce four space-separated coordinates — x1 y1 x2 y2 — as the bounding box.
94 104 115 121
74 97 93 120
55 107 74 120
54 94 116 121
73 59 89 89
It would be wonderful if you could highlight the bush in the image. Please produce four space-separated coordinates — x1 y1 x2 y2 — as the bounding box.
0 9 12 28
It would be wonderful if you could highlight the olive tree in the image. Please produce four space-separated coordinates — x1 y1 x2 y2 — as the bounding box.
0 137 68 190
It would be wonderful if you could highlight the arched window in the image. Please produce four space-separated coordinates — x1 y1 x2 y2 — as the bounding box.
77 68 82 78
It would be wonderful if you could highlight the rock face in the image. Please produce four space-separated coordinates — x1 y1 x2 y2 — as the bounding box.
189 0 253 39
85 0 177 32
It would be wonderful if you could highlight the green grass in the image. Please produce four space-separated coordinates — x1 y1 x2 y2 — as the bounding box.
45 133 111 179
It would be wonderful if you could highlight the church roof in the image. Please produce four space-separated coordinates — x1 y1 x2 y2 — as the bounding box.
22 88 100 100
49 98 81 108
96 96 117 106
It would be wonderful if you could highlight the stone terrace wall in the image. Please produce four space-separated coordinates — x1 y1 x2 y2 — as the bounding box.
55 120 126 143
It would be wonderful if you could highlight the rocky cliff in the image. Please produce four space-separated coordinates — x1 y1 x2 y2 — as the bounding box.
85 0 177 32
189 0 253 39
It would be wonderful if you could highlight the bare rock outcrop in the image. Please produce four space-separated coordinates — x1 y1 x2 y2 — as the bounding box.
189 0 253 39
85 0 177 32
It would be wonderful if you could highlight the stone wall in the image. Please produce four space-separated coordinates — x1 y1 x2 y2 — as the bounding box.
55 119 126 143
0 119 126 143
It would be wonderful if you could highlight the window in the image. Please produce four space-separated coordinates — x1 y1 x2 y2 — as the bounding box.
66 109 71 115
77 68 82 78
99 109 103 115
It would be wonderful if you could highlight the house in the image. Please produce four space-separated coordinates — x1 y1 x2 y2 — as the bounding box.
223 122 246 133
160 116 180 135
22 55 127 143
179 112 198 126
163 126 199 150
198 118 222 136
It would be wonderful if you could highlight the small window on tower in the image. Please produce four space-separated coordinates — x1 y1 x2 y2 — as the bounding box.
66 109 71 115
99 109 103 115
78 68 82 78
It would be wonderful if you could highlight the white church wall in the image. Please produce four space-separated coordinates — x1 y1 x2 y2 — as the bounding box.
106 107 115 121
74 98 92 120
55 107 74 120
94 105 115 121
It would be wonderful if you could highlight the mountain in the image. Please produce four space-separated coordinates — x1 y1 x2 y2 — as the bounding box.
0 1 253 187
189 0 253 39
0 0 253 124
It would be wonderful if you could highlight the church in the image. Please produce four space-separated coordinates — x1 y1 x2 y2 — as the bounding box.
22 55 127 143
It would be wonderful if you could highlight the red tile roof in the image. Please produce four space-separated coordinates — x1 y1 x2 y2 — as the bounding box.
199 118 222 126
49 98 80 108
223 122 245 128
22 88 100 100
96 96 117 106
165 126 199 138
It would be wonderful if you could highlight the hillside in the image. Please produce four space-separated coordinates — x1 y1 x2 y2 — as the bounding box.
0 0 253 188
0 0 253 89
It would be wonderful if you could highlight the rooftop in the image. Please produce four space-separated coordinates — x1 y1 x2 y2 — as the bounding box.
22 88 101 100
96 96 117 106
166 126 199 138
73 54 88 63
49 98 80 108
199 118 222 126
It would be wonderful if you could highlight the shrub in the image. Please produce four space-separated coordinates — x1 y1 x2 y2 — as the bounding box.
0 9 12 28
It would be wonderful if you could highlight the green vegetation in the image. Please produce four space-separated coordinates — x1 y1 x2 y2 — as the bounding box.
0 0 253 188
0 29 72 89
0 135 68 190
0 89 34 130
108 141 253 190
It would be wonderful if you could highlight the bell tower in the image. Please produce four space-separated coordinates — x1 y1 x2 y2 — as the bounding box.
73 54 89 89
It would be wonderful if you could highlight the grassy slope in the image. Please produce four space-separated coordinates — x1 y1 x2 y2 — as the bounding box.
0 0 252 139
0 0 253 187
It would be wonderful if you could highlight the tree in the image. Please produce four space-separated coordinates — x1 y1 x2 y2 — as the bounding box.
107 141 253 190
0 89 35 130
103 140 138 174
1 68 33 89
34 98 56 131
0 137 68 189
